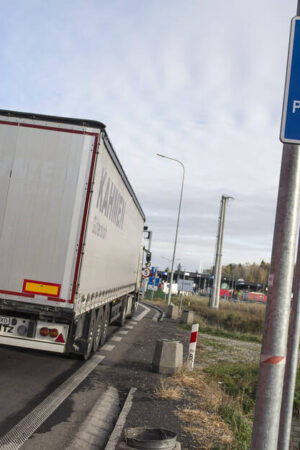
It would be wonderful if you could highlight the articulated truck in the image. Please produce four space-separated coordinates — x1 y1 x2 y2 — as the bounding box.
0 109 145 359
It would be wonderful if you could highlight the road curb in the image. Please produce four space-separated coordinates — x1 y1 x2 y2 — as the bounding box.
67 386 120 450
105 387 137 450
141 302 165 321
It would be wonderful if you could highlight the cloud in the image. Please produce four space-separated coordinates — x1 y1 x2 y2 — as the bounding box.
0 0 296 270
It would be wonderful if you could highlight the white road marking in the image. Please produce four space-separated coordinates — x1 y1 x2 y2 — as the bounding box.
104 388 137 450
134 304 150 321
119 330 129 335
102 344 115 351
111 336 122 342
0 354 105 450
125 325 134 330
130 321 138 325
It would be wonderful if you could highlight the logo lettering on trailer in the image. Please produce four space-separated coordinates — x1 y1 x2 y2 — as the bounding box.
96 169 126 229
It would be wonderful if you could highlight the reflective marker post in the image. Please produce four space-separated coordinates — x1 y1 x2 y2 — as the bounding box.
187 323 199 371
251 4 300 447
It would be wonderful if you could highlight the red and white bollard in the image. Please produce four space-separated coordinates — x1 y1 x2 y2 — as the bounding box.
187 323 199 370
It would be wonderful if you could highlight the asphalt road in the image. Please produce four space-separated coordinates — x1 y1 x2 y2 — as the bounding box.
0 304 193 449
0 313 134 442
0 305 154 449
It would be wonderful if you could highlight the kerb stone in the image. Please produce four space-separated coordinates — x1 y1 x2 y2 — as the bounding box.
181 310 194 325
167 304 179 320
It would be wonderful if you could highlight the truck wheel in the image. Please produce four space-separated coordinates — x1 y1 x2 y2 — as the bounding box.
129 297 139 317
93 307 103 352
118 299 127 327
83 310 96 360
133 299 139 313
100 305 109 346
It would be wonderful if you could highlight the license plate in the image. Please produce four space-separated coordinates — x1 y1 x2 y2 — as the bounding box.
0 316 9 325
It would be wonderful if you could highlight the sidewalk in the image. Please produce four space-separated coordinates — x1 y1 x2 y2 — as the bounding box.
98 304 198 449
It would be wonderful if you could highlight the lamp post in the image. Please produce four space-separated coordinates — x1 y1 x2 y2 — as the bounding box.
157 153 185 305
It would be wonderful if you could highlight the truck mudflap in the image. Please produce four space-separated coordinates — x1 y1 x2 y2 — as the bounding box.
0 314 69 353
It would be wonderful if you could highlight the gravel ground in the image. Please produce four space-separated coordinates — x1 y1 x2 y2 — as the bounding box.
197 332 261 366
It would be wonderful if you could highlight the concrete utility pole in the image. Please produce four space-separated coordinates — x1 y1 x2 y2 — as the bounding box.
251 2 300 448
209 195 233 309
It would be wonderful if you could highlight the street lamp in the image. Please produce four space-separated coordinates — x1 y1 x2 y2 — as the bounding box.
157 153 185 305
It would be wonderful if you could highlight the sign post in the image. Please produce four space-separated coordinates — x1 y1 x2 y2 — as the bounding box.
251 4 300 448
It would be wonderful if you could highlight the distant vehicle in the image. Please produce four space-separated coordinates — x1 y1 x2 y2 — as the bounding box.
220 281 267 302
0 109 145 359
220 282 232 298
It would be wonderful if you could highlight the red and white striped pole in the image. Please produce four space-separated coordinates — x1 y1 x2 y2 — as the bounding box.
187 323 199 370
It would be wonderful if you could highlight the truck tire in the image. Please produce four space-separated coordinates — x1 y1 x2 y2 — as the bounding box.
129 295 139 318
83 310 96 360
117 298 127 327
100 305 109 346
93 307 103 352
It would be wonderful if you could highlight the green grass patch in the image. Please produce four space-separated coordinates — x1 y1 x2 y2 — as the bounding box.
293 368 300 416
205 362 259 416
145 288 165 300
204 362 300 447
198 324 262 343
205 361 258 448
218 401 253 449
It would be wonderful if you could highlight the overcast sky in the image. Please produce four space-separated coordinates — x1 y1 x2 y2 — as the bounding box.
0 0 297 271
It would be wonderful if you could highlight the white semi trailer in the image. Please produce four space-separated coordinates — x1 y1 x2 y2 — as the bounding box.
0 109 145 359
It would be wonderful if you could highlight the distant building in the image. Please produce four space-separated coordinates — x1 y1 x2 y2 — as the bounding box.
157 270 266 298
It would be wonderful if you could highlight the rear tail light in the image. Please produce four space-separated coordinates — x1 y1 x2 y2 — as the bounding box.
40 327 49 336
49 328 59 338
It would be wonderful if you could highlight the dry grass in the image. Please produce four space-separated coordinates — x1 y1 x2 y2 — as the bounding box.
155 377 183 400
143 298 166 309
148 295 266 337
179 295 265 337
156 368 234 448
177 409 233 449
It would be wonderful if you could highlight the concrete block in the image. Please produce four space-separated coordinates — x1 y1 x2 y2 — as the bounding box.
181 310 194 325
152 339 183 375
167 304 179 320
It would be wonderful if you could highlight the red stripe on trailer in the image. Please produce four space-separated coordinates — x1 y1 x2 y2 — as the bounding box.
47 297 66 303
190 331 198 343
69 135 99 304
0 120 99 137
0 289 34 298
262 356 285 365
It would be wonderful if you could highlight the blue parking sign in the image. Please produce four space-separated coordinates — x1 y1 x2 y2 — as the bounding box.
281 17 300 143
148 276 154 285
